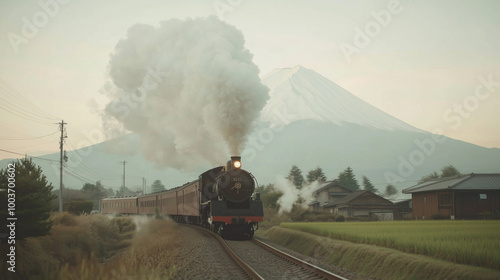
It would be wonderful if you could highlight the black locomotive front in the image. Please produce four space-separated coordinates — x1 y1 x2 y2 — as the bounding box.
200 156 263 238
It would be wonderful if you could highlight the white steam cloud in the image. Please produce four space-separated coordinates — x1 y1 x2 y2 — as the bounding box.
272 176 320 213
103 17 269 169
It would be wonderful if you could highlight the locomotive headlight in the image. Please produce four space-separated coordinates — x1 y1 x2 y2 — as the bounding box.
230 156 242 170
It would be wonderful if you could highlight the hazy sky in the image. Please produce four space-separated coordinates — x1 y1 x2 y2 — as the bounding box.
1 0 499 161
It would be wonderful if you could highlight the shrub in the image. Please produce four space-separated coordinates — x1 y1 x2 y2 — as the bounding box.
64 200 93 215
430 214 447 220
334 215 345 222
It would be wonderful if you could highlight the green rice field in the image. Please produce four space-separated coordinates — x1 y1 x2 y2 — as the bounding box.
280 220 500 270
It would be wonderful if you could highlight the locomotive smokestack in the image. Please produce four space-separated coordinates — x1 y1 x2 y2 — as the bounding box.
230 156 241 170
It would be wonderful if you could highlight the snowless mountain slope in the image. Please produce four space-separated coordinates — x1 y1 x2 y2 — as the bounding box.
260 66 422 132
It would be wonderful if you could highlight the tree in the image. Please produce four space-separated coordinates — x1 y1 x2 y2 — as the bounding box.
306 167 327 184
151 180 166 193
418 171 439 184
441 165 460 178
116 186 134 197
337 167 359 191
384 184 398 198
82 181 105 200
362 176 378 193
287 165 304 189
418 165 461 184
0 158 56 240
104 187 114 197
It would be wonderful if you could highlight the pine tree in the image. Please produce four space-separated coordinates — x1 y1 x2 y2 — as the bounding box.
287 165 304 189
306 167 327 184
337 167 359 191
0 158 56 240
151 180 166 192
362 176 377 193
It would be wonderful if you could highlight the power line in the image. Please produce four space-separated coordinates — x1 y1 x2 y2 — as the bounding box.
0 79 60 126
0 102 55 125
0 130 59 140
63 138 122 180
0 148 59 163
0 78 61 121
63 170 95 185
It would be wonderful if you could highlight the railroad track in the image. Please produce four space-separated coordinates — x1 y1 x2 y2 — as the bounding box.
190 225 347 280
250 238 348 280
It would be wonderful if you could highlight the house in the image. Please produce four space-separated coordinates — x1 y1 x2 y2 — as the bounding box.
309 180 397 220
390 198 412 220
323 190 397 220
309 180 352 211
402 173 500 219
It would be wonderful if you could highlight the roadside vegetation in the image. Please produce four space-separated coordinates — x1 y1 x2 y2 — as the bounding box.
262 224 500 280
280 220 500 270
0 213 179 280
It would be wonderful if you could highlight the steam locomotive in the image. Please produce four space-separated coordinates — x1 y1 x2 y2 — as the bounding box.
102 156 263 238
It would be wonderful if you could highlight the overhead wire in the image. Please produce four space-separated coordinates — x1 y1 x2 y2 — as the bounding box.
64 137 122 180
0 130 59 140
63 169 96 185
0 148 60 163
0 78 61 121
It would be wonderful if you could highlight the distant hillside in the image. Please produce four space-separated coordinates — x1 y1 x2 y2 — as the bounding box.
2 66 499 197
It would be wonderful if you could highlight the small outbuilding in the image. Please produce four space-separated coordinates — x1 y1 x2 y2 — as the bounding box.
322 190 397 220
309 180 397 220
402 173 500 219
390 198 412 220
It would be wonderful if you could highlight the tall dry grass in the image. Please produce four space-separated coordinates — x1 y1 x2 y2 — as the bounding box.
1 212 177 280
55 218 179 280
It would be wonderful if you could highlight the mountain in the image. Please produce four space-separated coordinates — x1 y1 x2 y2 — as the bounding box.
1 65 499 197
260 66 421 132
243 66 500 192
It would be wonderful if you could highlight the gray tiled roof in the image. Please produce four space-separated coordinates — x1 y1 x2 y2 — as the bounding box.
323 190 394 208
402 173 500 194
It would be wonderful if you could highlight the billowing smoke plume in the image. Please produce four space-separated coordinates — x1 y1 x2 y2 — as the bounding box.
272 176 320 213
103 17 269 169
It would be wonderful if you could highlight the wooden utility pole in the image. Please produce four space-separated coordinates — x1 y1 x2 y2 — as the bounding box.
59 120 67 212
121 160 127 189
142 177 146 195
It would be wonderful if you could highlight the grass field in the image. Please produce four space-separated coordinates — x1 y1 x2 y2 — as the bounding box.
280 220 500 270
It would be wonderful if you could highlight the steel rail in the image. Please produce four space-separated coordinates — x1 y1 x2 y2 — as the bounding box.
252 238 349 280
187 225 264 280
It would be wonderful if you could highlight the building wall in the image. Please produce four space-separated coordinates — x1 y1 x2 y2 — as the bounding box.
412 190 500 219
455 190 500 219
316 191 330 206
411 192 451 219
314 186 351 208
